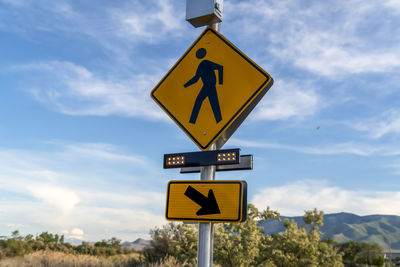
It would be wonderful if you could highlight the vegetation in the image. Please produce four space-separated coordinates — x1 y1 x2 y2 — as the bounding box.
144 205 345 266
0 231 186 266
142 222 197 266
0 230 136 259
0 251 141 267
337 240 385 266
0 206 389 266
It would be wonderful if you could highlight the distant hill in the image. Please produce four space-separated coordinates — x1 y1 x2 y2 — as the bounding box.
260 212 400 252
122 238 150 251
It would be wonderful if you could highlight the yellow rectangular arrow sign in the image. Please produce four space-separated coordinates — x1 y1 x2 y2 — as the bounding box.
165 180 247 223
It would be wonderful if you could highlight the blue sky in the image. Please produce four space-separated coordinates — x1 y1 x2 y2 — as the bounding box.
0 0 400 242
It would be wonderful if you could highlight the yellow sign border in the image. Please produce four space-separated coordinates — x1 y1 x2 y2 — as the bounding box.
150 27 273 151
165 180 247 223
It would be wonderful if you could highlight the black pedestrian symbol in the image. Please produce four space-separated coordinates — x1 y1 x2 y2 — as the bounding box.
184 48 223 124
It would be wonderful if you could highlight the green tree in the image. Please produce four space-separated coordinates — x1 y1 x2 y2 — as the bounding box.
108 237 121 248
213 205 343 267
355 242 385 267
0 230 136 259
24 234 34 242
143 222 197 265
170 223 197 265
145 206 343 267
11 230 22 241
338 241 385 267
0 231 32 257
94 239 108 247
337 240 363 266
214 204 269 266
263 208 343 266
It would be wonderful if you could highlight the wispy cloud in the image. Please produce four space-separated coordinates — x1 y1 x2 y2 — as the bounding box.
62 143 150 165
0 0 184 43
351 109 400 139
251 79 320 120
12 58 323 122
111 0 184 43
0 0 186 68
230 138 400 156
225 0 400 77
8 0 398 122
252 180 400 216
280 34 400 77
0 1 80 33
384 0 400 12
12 61 166 120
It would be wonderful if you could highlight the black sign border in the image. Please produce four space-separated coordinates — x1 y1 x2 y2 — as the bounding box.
165 180 247 223
151 27 271 150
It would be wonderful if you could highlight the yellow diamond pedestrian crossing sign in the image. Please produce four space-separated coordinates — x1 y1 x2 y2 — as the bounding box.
151 27 273 151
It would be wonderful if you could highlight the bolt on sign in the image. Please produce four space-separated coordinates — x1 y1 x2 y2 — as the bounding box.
165 180 247 223
150 27 273 151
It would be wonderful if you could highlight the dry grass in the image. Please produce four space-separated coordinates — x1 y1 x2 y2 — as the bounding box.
0 251 140 267
0 251 188 267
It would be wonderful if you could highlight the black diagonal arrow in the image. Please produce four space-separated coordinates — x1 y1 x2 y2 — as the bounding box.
184 186 221 215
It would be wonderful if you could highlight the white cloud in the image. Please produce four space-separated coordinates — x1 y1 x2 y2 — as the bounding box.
0 0 188 74
28 185 80 214
351 109 400 139
12 61 166 120
0 142 165 240
384 0 400 12
70 208 164 240
112 0 184 42
70 228 84 237
62 228 84 240
252 180 400 216
62 143 150 165
0 0 184 46
278 32 400 77
225 0 400 77
230 138 400 156
252 79 319 120
79 189 164 209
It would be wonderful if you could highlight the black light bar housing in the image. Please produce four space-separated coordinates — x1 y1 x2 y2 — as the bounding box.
180 155 253 173
164 148 240 169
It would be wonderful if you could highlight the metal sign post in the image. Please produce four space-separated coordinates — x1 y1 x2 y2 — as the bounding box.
197 23 219 267
198 144 216 267
197 22 220 267
198 22 220 267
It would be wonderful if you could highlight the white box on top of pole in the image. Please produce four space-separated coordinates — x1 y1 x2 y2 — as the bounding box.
186 0 223 28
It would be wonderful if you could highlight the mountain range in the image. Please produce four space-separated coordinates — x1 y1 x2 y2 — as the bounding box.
122 238 151 251
260 212 400 252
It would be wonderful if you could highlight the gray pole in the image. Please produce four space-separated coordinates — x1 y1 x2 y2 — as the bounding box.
211 22 219 31
197 141 217 267
197 23 219 267
186 2 223 266
197 21 220 267
196 11 220 267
